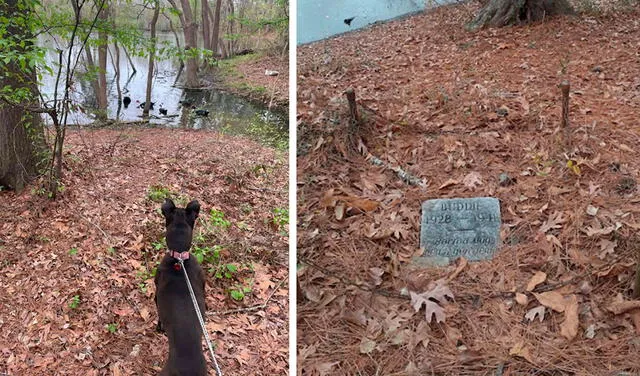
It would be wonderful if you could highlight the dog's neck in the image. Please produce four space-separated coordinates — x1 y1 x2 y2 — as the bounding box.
167 250 190 260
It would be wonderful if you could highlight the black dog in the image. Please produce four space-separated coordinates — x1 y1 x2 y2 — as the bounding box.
154 199 207 376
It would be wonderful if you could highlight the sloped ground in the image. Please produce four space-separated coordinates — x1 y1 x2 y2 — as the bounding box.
297 3 640 375
0 128 288 375
218 52 289 111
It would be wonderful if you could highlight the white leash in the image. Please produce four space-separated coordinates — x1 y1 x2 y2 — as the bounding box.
177 257 223 376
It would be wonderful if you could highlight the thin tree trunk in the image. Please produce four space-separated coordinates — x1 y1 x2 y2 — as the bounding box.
226 0 235 57
123 46 137 75
114 41 122 119
144 1 160 117
202 0 212 51
162 11 185 75
210 0 223 56
96 2 109 119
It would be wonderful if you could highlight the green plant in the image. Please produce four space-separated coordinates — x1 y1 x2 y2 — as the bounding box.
106 323 118 334
229 285 252 301
151 238 166 251
192 244 222 265
146 185 172 202
107 246 115 255
216 263 238 279
68 247 78 256
272 207 289 227
209 209 231 229
68 295 80 309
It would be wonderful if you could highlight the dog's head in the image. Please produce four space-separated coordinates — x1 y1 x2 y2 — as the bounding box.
161 199 200 253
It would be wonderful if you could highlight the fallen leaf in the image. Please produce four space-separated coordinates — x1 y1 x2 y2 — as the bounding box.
314 362 339 376
607 300 640 315
410 279 454 323
341 196 379 212
509 341 535 363
598 239 616 259
462 172 483 189
539 211 565 234
586 205 598 216
438 178 459 190
630 310 640 335
526 271 547 291
139 307 150 321
524 305 546 322
444 324 462 345
369 267 384 286
515 293 528 306
334 203 345 221
359 337 376 354
560 295 579 340
533 291 566 312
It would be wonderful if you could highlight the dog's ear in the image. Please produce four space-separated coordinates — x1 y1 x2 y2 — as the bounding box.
161 198 176 219
186 200 200 218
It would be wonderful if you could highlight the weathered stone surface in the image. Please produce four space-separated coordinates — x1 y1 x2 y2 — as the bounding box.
419 197 501 263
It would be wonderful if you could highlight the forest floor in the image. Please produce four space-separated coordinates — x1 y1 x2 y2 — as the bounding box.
0 128 289 375
297 3 640 375
216 52 289 112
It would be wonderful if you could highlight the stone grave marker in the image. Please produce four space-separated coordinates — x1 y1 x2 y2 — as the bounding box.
418 197 501 265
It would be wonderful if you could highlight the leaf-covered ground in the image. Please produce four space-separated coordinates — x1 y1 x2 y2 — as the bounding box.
297 3 640 375
217 52 289 110
0 128 288 375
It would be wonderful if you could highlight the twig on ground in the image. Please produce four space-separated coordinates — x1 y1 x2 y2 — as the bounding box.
207 275 287 316
77 213 112 244
246 186 284 193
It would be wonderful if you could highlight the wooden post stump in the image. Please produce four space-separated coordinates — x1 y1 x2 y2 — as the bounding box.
560 80 571 149
345 88 359 126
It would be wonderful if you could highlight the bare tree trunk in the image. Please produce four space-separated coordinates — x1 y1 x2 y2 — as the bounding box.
144 1 160 117
226 0 235 57
167 0 199 87
211 0 222 56
202 0 212 51
210 0 223 56
96 2 109 119
0 0 45 192
114 42 122 118
84 48 101 106
123 46 137 75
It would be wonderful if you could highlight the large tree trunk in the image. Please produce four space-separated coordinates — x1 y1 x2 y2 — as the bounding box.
469 0 574 30
0 0 45 192
167 0 199 87
180 0 199 87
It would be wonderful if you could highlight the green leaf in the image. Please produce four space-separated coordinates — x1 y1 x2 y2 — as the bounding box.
230 290 244 301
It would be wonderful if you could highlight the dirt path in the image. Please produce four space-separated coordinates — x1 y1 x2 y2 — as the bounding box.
0 128 288 375
298 4 640 375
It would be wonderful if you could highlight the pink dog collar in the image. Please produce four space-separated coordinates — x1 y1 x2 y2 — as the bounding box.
168 250 190 260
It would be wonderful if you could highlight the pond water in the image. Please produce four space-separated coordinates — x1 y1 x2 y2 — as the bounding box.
39 32 287 149
297 0 426 44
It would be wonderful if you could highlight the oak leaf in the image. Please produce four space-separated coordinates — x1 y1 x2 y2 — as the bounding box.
410 279 454 323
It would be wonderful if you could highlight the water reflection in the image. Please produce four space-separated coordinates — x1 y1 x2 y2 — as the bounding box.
38 32 287 148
